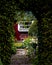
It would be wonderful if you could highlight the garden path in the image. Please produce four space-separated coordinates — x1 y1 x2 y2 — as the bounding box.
10 49 32 65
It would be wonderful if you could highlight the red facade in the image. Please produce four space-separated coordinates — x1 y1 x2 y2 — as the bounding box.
14 23 28 41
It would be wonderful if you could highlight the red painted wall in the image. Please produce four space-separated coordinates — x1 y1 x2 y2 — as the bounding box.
14 23 20 40
14 23 28 41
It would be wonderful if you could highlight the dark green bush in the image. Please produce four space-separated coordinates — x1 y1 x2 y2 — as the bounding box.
0 17 14 65
0 59 3 65
11 44 17 54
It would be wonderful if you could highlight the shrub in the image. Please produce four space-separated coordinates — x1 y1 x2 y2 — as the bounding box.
0 17 14 65
11 43 17 54
23 37 34 56
0 59 3 65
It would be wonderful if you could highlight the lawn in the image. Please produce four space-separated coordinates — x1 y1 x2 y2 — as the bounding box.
14 42 23 48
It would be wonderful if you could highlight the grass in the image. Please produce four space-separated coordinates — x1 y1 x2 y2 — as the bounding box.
14 43 23 47
14 42 24 48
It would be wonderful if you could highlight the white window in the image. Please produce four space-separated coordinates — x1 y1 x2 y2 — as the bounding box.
18 21 32 32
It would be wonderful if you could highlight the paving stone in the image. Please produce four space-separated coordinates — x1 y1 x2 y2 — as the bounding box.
10 49 32 65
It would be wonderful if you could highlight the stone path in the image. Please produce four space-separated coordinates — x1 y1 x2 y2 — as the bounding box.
10 49 32 65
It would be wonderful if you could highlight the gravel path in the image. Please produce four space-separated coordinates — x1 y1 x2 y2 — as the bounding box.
10 49 32 65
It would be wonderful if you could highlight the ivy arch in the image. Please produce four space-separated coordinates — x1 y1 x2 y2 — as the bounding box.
0 0 52 65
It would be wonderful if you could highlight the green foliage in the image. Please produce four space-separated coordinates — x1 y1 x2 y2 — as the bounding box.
0 18 15 65
28 19 38 36
30 46 38 65
14 11 35 21
23 37 35 56
11 43 17 54
0 0 52 65
0 59 3 65
23 37 32 48
38 14 52 65
0 1 17 65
